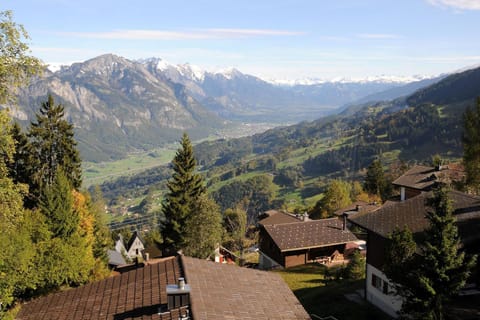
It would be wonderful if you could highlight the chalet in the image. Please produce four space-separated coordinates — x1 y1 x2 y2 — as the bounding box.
392 164 464 201
126 231 145 260
17 256 311 320
110 231 146 267
259 217 358 269
348 190 480 318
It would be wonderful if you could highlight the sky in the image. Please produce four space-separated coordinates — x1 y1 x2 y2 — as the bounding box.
3 0 480 80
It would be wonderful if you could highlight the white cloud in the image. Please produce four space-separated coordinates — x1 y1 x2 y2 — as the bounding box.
55 28 304 40
427 0 480 10
357 33 401 39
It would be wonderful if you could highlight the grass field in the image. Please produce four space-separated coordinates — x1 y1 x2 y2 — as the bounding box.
276 264 391 320
82 147 177 187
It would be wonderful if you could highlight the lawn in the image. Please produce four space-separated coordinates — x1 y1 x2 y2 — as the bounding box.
276 264 391 320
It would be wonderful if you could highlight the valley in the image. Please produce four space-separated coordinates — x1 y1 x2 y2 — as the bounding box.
90 64 480 228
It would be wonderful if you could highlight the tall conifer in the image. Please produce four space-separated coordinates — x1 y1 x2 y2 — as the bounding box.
384 187 476 319
161 133 206 254
463 97 480 193
28 94 82 195
39 169 78 239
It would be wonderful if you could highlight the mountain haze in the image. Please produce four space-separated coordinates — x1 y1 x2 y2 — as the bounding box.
7 54 447 162
142 58 418 122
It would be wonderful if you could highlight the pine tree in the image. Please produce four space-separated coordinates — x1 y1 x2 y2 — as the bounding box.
28 94 82 194
89 187 112 268
161 133 206 254
345 250 366 280
39 169 78 239
364 159 389 200
8 122 30 184
384 187 476 319
462 97 480 193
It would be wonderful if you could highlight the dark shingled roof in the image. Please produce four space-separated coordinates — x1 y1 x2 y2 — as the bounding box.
350 190 480 242
17 257 184 320
17 256 311 320
333 200 381 216
182 256 311 320
263 218 358 252
392 164 465 190
259 210 302 226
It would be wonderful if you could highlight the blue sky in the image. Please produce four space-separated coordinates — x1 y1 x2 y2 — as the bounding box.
3 0 480 80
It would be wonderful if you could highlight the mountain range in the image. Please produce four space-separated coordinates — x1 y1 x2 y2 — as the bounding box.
98 63 480 207
5 54 454 162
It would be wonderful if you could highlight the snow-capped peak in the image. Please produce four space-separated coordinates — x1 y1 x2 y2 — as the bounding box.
177 63 205 82
214 67 242 80
267 74 436 86
155 59 172 72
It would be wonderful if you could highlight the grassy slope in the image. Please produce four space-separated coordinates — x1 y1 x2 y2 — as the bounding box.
82 147 177 187
276 264 391 320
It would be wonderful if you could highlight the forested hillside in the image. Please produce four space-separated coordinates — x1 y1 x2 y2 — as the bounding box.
97 66 480 223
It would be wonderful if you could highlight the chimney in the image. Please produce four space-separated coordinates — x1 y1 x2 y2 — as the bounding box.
302 212 309 221
342 213 347 231
166 277 190 310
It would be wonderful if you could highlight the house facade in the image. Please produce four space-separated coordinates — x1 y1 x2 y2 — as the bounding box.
349 190 480 318
259 217 358 268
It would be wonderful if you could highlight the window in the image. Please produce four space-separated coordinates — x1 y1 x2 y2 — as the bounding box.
372 274 382 289
372 273 389 295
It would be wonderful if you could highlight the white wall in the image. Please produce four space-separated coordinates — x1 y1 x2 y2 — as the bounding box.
127 238 145 259
365 264 403 318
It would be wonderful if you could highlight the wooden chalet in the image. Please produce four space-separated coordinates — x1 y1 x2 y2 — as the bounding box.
392 164 464 201
349 190 480 318
259 216 358 269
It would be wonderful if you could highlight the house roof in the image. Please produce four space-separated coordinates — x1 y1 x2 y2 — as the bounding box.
333 200 381 216
349 190 480 243
107 249 127 266
263 218 358 252
17 257 184 320
17 256 310 320
182 256 310 320
259 210 302 226
392 164 465 190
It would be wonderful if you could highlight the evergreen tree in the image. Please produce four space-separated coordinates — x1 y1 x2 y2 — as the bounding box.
28 94 82 195
183 194 223 259
345 250 366 280
384 187 476 319
462 97 480 193
364 159 388 200
161 133 206 254
8 122 30 185
89 187 112 268
39 169 78 239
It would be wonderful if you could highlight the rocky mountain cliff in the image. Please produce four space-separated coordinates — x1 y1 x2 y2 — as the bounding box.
14 54 224 161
